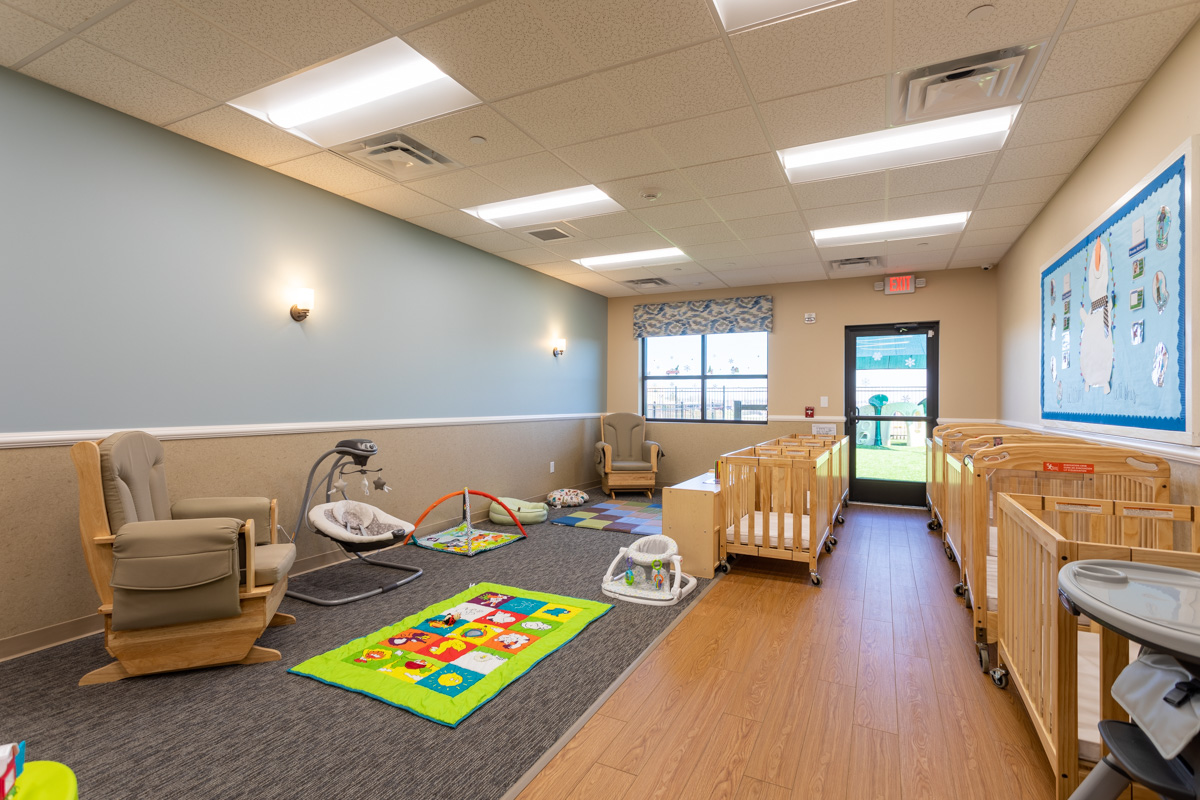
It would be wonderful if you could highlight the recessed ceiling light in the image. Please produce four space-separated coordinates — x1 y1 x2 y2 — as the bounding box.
812 213 970 247
573 248 690 271
779 105 1018 183
469 135 487 144
228 38 479 148
463 186 623 229
967 4 997 21
713 0 857 33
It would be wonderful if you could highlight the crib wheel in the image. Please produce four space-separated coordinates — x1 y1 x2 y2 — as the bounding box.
824 541 833 554
810 573 822 586
977 643 990 672
718 561 730 574
953 582 965 597
963 587 972 609
829 535 838 546
990 667 1009 689
837 515 845 525
944 545 955 561
927 519 940 531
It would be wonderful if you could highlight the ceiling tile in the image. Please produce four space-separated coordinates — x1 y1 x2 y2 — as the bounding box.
991 136 1098 183
888 249 953 270
21 38 213 125
407 209 499 237
598 266 657 283
632 199 720 230
679 153 785 196
503 247 564 266
755 249 821 268
1066 0 1195 29
599 39 748 128
685 241 751 260
545 239 616 259
81 0 290 100
0 6 63 67
591 231 676 252
6 0 112 29
659 273 727 290
698 254 762 272
456 229 528 252
741 233 815 254
887 154 996 198
405 168 512 207
759 78 886 150
562 211 650 238
346 183 452 218
662 222 739 246
649 107 771 170
792 172 887 210
804 201 887 230
472 151 588 196
401 0 589 100
542 0 718 71
402 105 542 167
1032 5 1200 100
176 0 388 69
493 75 638 149
553 130 675 184
711 266 782 287
527 260 590 276
726 212 805 240
887 186 980 219
558 272 639 296
978 175 1066 209
959 225 1026 248
708 187 796 221
1007 84 1140 149
598 170 699 209
350 0 476 32
645 260 710 277
732 0 888 101
968 203 1044 229
271 152 395 195
893 0 1069 70
167 105 321 166
952 243 1011 265
886 233 961 254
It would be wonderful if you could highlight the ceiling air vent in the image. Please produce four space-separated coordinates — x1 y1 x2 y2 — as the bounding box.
623 277 672 288
890 42 1045 125
332 131 457 181
526 227 573 242
829 256 882 273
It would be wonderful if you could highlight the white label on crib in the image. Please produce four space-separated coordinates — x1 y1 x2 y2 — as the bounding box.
1053 502 1104 514
812 423 836 436
1122 507 1174 519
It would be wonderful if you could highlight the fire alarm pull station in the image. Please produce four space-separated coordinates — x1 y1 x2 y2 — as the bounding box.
805 406 815 418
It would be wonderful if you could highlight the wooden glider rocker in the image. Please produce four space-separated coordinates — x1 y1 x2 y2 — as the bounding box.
70 431 298 686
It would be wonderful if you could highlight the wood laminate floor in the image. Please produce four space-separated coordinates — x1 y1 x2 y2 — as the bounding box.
516 504 1104 800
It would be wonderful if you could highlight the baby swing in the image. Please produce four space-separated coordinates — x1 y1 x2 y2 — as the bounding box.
602 535 697 606
286 439 422 606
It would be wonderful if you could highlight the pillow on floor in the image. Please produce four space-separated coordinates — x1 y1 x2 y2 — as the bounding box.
488 498 549 525
547 488 589 509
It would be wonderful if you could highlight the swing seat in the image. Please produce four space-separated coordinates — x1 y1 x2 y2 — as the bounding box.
602 534 697 606
308 500 415 548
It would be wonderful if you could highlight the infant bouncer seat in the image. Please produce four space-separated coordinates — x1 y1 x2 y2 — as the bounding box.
602 535 697 606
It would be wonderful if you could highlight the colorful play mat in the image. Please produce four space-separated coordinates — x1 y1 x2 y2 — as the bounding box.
289 583 610 727
551 499 663 535
412 522 523 556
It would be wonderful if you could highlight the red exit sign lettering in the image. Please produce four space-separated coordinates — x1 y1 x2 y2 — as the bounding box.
885 274 915 295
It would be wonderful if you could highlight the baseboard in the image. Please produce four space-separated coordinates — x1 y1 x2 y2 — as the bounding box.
0 614 103 663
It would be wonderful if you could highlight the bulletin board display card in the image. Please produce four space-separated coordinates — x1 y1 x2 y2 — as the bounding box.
1040 138 1197 444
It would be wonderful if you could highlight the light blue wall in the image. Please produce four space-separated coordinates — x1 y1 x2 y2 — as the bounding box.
0 69 607 432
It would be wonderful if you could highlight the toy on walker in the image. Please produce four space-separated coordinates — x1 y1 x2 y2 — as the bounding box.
602 535 696 606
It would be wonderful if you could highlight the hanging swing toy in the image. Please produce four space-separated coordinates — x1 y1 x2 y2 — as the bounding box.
409 489 528 556
602 534 696 606
285 439 422 606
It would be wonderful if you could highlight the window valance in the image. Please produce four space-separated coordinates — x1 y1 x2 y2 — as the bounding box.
633 295 773 338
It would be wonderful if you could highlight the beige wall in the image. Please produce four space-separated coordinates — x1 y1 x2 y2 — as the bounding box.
0 418 598 654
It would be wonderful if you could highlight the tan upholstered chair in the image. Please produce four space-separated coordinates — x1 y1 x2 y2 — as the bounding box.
595 413 663 498
69 430 297 686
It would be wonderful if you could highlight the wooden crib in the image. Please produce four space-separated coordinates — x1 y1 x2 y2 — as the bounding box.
928 424 1027 534
719 445 833 585
962 443 1170 672
994 492 1200 799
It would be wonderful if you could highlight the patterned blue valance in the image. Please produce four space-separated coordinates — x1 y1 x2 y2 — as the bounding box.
633 295 773 338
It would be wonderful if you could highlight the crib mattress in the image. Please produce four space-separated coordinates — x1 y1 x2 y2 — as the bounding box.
726 511 811 550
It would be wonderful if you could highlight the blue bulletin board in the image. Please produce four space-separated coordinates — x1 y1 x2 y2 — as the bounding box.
1040 153 1188 435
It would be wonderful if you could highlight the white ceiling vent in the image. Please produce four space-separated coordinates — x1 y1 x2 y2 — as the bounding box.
526 227 573 242
890 42 1045 125
829 256 882 273
623 277 672 288
332 131 457 181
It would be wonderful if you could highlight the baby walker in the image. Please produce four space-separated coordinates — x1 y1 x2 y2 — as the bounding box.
602 535 696 606
1059 560 1200 799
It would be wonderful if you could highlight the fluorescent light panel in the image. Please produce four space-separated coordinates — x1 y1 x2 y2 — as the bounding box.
574 248 689 271
714 0 856 32
812 212 970 247
228 39 479 148
463 186 623 229
780 105 1018 183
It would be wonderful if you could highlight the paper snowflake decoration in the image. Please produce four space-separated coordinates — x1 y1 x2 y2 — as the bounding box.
872 352 882 361
905 357 916 367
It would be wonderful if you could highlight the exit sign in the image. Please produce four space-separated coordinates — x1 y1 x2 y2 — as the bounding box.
885 274 915 295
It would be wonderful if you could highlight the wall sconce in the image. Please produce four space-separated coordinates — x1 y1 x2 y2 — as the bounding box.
289 287 314 321
553 338 566 357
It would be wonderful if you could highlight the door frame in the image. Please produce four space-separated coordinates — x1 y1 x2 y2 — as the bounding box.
844 321 940 506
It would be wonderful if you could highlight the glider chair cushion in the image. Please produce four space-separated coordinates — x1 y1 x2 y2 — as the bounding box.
173 496 272 545
247 543 297 586
595 413 663 496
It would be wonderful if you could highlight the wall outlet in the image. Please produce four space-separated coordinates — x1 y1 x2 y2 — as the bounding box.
550 461 555 474
820 396 828 407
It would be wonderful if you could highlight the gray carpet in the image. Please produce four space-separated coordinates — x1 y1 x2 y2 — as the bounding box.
2 494 708 800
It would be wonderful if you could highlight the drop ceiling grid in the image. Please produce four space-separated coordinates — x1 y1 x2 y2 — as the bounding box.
4 0 1199 296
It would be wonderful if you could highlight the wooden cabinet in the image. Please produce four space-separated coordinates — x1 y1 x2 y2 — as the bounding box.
663 473 722 579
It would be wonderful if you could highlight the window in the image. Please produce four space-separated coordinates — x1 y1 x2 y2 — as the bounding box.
642 332 767 422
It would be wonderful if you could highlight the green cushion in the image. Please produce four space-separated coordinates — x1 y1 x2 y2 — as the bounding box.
488 498 548 525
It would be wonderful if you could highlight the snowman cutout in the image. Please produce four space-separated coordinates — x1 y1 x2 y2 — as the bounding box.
1078 239 1114 394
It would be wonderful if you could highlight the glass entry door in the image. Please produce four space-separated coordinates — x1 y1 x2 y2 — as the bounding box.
844 322 939 506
